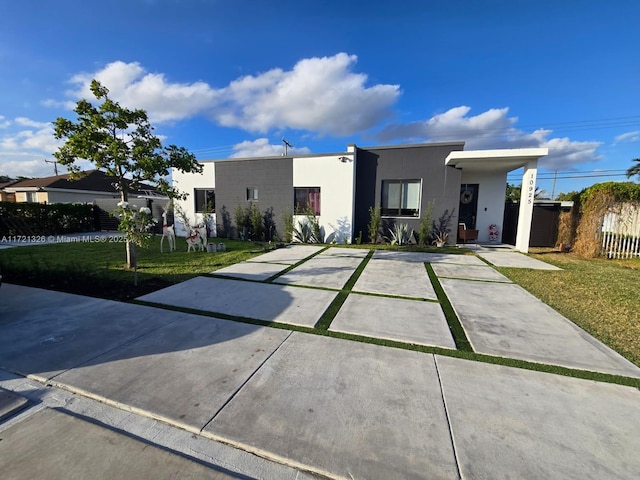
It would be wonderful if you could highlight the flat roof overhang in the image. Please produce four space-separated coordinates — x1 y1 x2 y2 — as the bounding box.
445 148 549 173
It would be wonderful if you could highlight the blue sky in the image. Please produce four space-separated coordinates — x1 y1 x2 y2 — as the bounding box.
1 0 639 196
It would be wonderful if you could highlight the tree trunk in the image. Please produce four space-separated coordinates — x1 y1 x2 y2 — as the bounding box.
121 191 136 270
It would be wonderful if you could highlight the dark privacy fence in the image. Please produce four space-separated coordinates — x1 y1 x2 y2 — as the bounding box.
0 201 98 236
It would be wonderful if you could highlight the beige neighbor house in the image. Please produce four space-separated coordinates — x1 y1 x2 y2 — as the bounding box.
1 170 168 231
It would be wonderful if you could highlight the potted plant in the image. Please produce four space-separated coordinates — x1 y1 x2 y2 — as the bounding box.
431 209 455 247
432 231 449 247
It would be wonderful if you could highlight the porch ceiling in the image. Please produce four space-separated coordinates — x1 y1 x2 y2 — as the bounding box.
445 148 548 173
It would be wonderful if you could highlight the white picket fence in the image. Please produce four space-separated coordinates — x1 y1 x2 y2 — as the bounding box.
601 203 640 259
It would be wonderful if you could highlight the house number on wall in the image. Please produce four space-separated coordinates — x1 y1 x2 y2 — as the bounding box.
527 173 535 205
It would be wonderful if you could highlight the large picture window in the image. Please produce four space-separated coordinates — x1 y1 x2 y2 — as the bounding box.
194 188 215 213
381 180 421 217
294 187 321 215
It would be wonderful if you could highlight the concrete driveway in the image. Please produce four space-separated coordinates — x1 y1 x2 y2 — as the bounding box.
1 245 639 479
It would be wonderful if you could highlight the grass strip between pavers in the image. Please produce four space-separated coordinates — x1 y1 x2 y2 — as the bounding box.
425 263 473 352
130 298 640 389
313 249 373 330
264 246 329 283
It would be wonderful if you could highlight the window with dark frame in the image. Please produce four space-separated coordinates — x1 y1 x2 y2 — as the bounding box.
246 187 258 202
194 188 215 213
381 179 421 217
294 187 321 215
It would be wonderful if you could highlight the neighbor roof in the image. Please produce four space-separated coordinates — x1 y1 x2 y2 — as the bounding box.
4 170 160 195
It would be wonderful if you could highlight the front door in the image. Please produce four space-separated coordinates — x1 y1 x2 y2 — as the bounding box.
459 184 479 229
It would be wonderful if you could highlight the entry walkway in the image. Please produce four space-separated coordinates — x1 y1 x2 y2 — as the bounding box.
464 243 562 270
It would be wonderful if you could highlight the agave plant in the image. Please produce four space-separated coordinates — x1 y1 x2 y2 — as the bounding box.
385 223 414 246
293 219 314 243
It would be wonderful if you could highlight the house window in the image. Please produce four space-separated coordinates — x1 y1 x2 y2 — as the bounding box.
194 188 215 213
25 192 37 203
381 180 421 217
246 187 258 202
294 187 321 215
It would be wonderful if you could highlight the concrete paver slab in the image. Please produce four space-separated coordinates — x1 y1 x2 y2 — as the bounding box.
207 333 459 480
426 253 488 265
274 253 364 289
477 251 562 270
246 245 324 264
321 246 370 258
0 408 237 479
440 278 640 378
329 294 456 348
213 261 288 281
373 251 485 265
353 258 438 299
54 314 291 430
0 287 182 380
137 276 337 327
436 355 640 480
0 387 29 422
0 283 100 327
372 250 434 262
432 263 512 282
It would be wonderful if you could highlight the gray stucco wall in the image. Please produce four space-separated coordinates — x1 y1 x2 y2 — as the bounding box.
214 157 293 239
354 143 464 242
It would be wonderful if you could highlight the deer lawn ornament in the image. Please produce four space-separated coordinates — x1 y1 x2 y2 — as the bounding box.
186 223 207 252
160 211 176 253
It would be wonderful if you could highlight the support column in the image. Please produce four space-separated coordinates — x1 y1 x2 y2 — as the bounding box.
515 160 538 253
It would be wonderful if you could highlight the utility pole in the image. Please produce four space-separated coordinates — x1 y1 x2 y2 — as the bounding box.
44 158 59 176
551 170 557 200
282 138 292 156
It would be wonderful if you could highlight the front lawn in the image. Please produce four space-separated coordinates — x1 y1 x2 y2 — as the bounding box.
0 236 265 301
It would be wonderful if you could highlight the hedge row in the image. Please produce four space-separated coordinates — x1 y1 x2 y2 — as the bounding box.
0 201 97 236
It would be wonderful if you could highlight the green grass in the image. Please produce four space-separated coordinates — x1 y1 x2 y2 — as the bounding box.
0 236 266 300
425 263 473 352
497 249 640 366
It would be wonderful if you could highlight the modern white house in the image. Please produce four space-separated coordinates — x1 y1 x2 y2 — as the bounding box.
172 142 547 252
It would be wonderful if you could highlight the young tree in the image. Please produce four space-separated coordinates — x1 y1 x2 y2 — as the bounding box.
53 80 203 268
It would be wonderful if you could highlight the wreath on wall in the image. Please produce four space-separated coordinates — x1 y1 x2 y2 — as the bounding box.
460 189 474 204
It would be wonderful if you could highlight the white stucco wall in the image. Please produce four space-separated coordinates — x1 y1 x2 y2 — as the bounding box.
460 171 508 242
171 162 215 237
515 161 538 253
292 153 355 243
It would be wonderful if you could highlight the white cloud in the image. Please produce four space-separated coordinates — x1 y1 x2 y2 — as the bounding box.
216 53 400 136
14 117 50 128
376 106 602 169
614 130 640 144
66 61 220 123
0 117 65 178
230 138 311 158
59 55 399 135
0 115 10 129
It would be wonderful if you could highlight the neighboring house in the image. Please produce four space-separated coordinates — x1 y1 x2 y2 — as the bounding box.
0 181 17 202
172 141 547 252
2 170 169 231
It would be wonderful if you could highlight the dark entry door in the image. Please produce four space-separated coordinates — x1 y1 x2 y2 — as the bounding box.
458 184 479 228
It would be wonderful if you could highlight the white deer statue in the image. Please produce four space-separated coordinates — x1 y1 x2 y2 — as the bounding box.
160 210 176 253
186 223 207 252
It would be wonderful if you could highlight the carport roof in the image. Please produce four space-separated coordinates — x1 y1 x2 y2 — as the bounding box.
445 148 548 173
